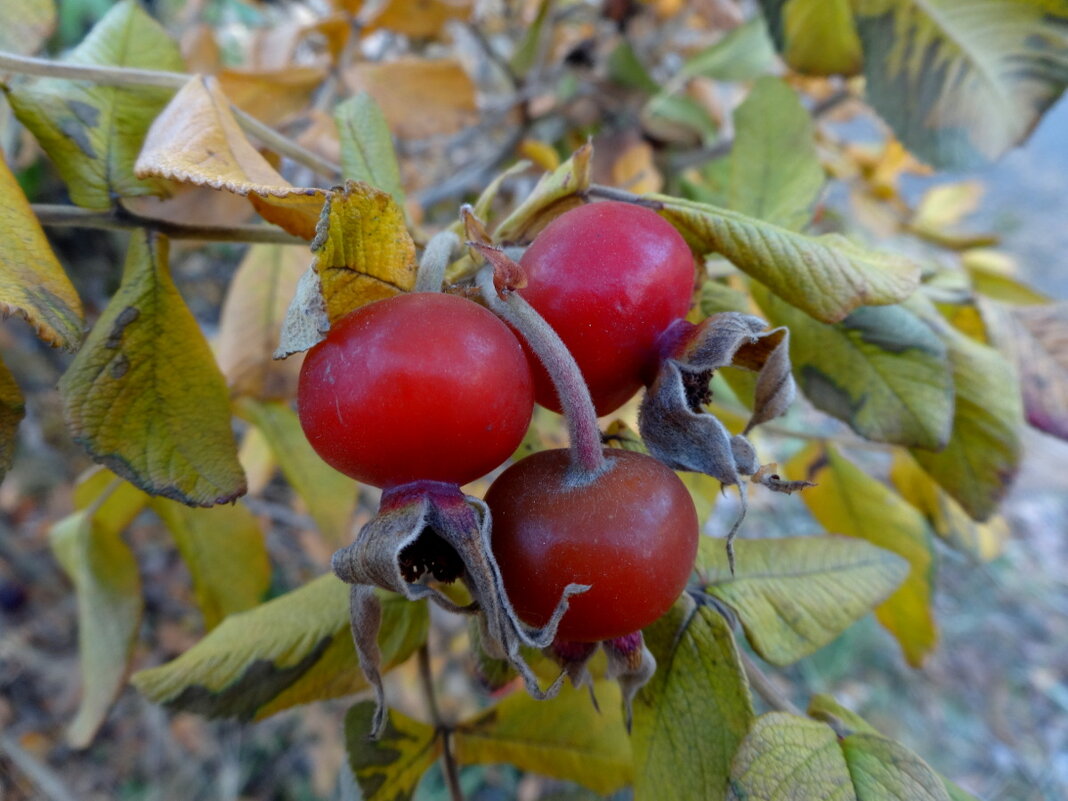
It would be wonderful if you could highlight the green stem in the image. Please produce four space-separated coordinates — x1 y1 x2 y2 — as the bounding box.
33 203 307 244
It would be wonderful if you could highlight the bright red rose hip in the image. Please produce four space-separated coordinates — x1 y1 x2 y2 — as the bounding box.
297 293 535 489
486 448 699 642
519 201 695 416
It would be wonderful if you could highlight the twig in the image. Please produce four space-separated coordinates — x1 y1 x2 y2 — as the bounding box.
0 51 342 182
0 733 81 801
738 650 804 717
32 204 307 245
418 644 464 801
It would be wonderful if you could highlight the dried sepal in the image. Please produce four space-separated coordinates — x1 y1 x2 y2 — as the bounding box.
274 266 329 359
467 242 527 293
332 480 586 735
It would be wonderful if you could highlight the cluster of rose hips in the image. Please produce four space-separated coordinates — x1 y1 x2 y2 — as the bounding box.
296 201 796 735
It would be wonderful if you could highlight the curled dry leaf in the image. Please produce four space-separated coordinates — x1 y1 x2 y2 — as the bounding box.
330 481 585 737
274 268 330 359
494 142 593 244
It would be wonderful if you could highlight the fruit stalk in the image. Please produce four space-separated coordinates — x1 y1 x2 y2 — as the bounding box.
414 230 461 292
475 266 606 479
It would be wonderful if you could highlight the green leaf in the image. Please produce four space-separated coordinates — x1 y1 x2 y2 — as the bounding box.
754 288 954 449
131 575 427 721
455 682 632 795
680 18 777 82
728 77 824 232
50 472 146 747
336 92 404 206
759 0 862 75
633 595 754 801
150 498 270 630
4 0 184 208
641 93 718 146
0 0 56 55
907 303 1023 521
608 40 660 94
654 195 920 323
808 695 982 801
786 443 937 667
0 147 84 350
510 0 551 77
728 712 951 801
345 701 439 801
0 356 25 483
853 0 1068 168
59 231 245 506
699 536 909 666
494 143 591 243
237 398 359 546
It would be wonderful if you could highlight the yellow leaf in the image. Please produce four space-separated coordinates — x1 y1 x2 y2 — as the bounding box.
134 75 328 239
4 0 184 209
363 0 472 38
518 139 560 172
963 250 1050 306
217 244 308 400
0 0 56 55
59 231 246 507
311 181 417 323
237 424 276 496
781 0 862 76
344 59 476 139
0 355 24 482
0 149 84 349
786 442 937 667
494 143 592 243
610 138 663 195
151 498 271 629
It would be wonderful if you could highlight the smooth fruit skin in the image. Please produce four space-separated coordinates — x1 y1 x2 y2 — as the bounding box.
486 448 699 642
519 201 695 416
298 293 534 489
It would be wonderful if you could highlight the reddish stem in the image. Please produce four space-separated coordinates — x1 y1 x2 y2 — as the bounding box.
476 266 606 480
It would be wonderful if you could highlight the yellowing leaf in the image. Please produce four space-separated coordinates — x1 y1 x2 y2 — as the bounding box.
345 59 476 139
0 0 56 55
59 231 246 507
609 138 663 195
787 443 937 667
655 195 920 324
699 536 908 665
50 471 147 747
345 702 439 801
363 0 472 38
890 451 1007 562
633 596 754 801
853 0 1068 168
907 302 1023 521
728 77 823 232
728 712 951 801
0 150 84 349
335 92 405 206
4 0 184 209
134 75 328 239
238 399 358 546
0 356 24 482
132 576 427 721
964 252 1050 306
494 143 592 243
311 181 417 323
217 244 308 400
755 288 954 449
151 498 271 630
768 0 863 76
455 682 632 795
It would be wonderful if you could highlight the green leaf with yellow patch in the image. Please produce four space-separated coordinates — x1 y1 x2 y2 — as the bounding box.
58 230 246 506
786 443 937 667
494 142 591 243
0 356 24 483
906 300 1023 521
633 595 754 801
237 398 358 546
4 0 184 209
853 0 1068 168
728 77 824 232
754 287 954 449
698 536 909 666
312 181 417 323
728 711 951 801
0 148 83 349
336 92 404 206
759 0 862 76
890 451 1007 562
454 682 632 795
50 471 148 747
150 498 270 630
654 195 919 324
345 701 439 801
131 575 427 721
